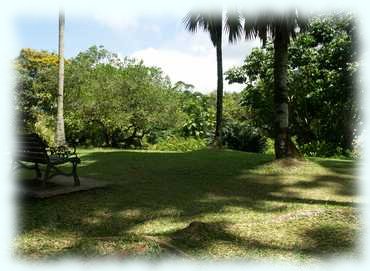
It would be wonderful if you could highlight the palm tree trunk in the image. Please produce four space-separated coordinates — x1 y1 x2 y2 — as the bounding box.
273 23 300 159
214 40 223 147
56 10 66 146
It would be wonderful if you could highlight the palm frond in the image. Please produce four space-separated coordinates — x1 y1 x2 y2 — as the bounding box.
183 12 203 33
244 19 257 40
295 10 309 33
205 13 223 46
225 10 243 43
183 11 222 47
242 9 309 46
243 12 271 47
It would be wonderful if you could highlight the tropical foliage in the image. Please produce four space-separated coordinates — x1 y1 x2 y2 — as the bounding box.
226 14 358 157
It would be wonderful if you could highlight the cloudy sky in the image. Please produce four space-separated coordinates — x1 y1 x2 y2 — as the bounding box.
14 10 260 93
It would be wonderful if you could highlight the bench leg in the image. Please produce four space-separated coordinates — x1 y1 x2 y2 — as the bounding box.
35 163 42 179
43 164 51 187
72 162 80 186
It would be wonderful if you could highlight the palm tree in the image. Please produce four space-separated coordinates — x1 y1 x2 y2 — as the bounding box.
183 10 240 148
229 10 307 159
56 9 66 145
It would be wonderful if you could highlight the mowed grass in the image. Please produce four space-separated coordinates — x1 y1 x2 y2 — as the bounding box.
15 149 360 261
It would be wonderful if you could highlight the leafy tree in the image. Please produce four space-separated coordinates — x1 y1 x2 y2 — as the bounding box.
172 81 195 93
226 14 358 157
63 46 184 147
15 48 59 143
290 14 358 156
179 90 214 139
15 46 186 148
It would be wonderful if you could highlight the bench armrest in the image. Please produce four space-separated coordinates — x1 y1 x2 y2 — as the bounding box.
70 140 78 155
48 145 77 159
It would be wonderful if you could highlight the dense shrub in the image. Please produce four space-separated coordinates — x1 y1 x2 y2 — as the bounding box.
222 122 267 153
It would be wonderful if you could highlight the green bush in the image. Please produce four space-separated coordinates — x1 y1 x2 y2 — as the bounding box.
149 136 207 152
263 138 275 155
300 140 355 158
222 122 267 153
33 114 55 146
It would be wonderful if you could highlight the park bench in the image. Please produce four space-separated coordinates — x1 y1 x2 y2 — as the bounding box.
16 133 80 186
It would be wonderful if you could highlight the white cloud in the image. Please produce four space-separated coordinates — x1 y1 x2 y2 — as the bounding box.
93 13 138 31
130 33 260 93
132 47 216 92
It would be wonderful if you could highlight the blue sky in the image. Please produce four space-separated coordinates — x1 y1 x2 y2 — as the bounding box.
14 11 259 93
15 13 181 58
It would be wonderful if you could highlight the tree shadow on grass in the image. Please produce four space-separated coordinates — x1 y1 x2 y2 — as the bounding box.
311 158 357 176
161 220 359 259
17 149 359 259
158 220 285 254
299 223 359 257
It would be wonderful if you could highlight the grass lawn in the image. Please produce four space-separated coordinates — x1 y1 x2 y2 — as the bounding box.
15 149 360 261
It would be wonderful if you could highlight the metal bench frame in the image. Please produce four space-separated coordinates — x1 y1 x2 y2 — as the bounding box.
16 134 80 186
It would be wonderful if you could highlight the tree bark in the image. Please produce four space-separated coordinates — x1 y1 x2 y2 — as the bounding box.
213 40 223 148
273 23 301 159
56 9 66 146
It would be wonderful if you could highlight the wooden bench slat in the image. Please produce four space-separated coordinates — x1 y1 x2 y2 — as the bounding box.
18 145 46 151
17 149 48 154
18 156 49 163
18 142 43 145
18 152 48 159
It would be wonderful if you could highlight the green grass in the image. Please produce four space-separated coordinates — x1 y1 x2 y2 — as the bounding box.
15 148 360 261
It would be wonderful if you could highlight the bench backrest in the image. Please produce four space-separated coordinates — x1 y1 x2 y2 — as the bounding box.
17 133 49 163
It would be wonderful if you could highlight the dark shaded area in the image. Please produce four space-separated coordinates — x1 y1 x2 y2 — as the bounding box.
163 219 359 259
300 224 358 256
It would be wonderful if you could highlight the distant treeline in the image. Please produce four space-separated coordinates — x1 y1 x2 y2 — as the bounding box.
15 14 359 157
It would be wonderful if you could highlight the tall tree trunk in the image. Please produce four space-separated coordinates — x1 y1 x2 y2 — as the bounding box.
214 40 223 147
56 10 66 145
273 23 300 159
